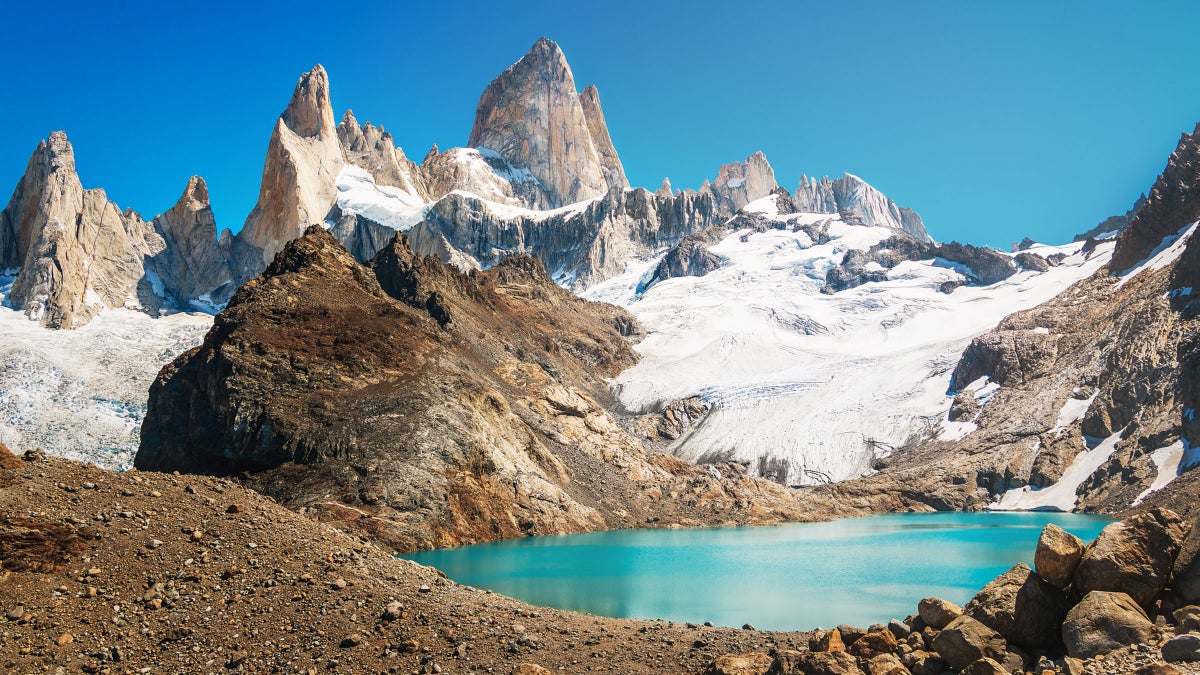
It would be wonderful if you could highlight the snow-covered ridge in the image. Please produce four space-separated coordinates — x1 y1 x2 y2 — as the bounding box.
584 207 1114 486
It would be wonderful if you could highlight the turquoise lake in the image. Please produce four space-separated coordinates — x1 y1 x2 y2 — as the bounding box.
403 512 1110 631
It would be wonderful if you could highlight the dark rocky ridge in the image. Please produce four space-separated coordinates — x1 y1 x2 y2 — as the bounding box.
136 228 812 552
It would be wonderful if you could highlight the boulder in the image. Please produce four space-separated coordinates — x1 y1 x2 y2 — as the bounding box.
864 653 907 675
768 650 861 675
960 658 1009 675
964 563 1070 651
918 597 963 629
1062 590 1155 659
836 624 868 646
1033 523 1083 588
847 630 898 659
1162 634 1200 663
931 615 1007 670
809 628 845 652
1073 508 1187 609
705 652 773 675
1173 605 1200 632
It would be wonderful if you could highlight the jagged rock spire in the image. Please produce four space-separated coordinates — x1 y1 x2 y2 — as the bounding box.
468 37 620 207
148 176 235 303
281 64 336 138
579 84 628 191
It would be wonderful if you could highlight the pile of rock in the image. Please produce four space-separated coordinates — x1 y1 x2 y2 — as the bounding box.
705 508 1200 674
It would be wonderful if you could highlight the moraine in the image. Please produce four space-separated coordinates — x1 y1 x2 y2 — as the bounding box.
403 512 1108 631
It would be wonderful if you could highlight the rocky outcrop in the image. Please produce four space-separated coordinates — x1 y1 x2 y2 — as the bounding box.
237 65 344 272
1111 125 1200 274
824 232 1017 294
579 85 628 192
0 132 165 327
336 110 428 199
707 152 778 215
1075 193 1147 242
136 228 809 551
468 38 615 208
794 173 931 243
146 176 235 305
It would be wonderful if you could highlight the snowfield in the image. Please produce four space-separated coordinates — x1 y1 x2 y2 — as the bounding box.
584 200 1115 486
0 275 211 469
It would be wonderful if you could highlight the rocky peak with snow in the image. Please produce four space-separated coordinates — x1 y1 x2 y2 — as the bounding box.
146 176 235 305
706 151 779 214
467 37 617 208
794 172 933 244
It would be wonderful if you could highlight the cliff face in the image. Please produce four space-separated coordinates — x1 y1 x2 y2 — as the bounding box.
147 176 235 304
136 228 809 551
236 65 344 272
468 38 616 208
0 132 164 327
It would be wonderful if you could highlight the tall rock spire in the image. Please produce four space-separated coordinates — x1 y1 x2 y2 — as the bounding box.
237 64 344 270
148 176 235 303
468 37 618 207
579 84 628 191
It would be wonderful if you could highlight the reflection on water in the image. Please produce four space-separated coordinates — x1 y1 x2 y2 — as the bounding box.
402 512 1109 631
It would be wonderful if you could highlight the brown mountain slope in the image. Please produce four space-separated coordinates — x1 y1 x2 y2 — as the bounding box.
135 227 811 552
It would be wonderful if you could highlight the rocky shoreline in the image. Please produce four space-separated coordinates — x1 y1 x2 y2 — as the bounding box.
4 442 1200 675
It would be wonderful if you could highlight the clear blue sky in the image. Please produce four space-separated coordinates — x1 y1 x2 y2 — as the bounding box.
4 0 1199 248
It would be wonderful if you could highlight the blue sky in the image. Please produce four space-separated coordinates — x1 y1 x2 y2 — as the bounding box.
3 1 1199 247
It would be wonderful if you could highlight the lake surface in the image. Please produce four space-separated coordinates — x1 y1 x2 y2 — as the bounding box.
403 512 1110 631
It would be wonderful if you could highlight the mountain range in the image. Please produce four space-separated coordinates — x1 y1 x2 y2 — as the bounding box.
2 37 1198 543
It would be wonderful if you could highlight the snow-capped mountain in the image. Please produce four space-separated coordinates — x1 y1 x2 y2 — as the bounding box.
584 195 1112 486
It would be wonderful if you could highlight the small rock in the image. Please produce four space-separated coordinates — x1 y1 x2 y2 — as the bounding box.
886 619 910 639
339 634 361 648
147 539 163 550
226 504 243 513
960 657 1008 675
809 628 845 653
56 633 73 646
865 652 907 675
5 606 23 622
848 630 898 659
189 530 203 542
1173 605 1200 632
418 584 431 593
226 649 249 667
330 578 347 590
1162 634 1200 663
918 597 963 630
741 623 755 631
382 601 404 621
512 665 552 675
1135 664 1183 675
86 567 101 577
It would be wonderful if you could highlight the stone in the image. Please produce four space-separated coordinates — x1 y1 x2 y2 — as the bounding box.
1033 523 1083 588
864 653 907 675
837 624 868 646
886 619 910 639
339 634 361 648
809 628 845 653
1062 590 1155 659
1173 605 1200 632
847 630 898 659
931 615 1007 671
960 658 1008 675
1135 665 1182 675
768 650 861 675
1162 634 1200 663
56 632 73 646
704 652 773 675
382 601 403 621
1073 508 1187 609
964 563 1070 651
918 597 963 629
512 666 552 675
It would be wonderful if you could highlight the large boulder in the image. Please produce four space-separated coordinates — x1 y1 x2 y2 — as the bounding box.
964 563 1070 651
918 597 963 629
768 650 861 675
705 652 773 675
931 615 1007 671
847 630 898 659
1162 634 1200 663
960 658 1009 675
1073 508 1187 609
1034 523 1084 588
864 653 908 675
1062 590 1155 659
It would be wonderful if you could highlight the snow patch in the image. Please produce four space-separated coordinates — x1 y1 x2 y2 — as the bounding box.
1051 390 1098 435
1115 222 1198 288
989 429 1124 512
1130 440 1199 507
335 165 427 231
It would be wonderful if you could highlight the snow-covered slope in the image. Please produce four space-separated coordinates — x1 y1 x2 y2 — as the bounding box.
0 274 210 469
583 198 1114 486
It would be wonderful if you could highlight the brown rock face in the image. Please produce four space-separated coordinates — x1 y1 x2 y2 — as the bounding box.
963 563 1070 651
579 84 629 192
707 151 779 214
136 228 808 551
468 38 614 208
1034 523 1084 588
1061 590 1154 659
237 65 344 270
1111 124 1200 274
1073 507 1186 609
